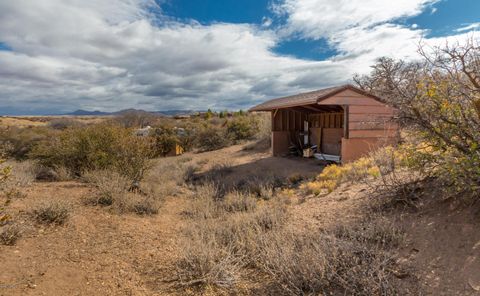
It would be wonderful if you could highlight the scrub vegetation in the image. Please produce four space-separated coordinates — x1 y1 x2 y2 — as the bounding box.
1 40 479 295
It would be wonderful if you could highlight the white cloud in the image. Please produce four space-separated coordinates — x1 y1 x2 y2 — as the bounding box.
0 0 477 114
275 0 438 39
456 22 480 32
0 0 348 113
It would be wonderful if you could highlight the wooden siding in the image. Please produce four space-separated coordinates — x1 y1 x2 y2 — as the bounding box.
272 109 306 132
317 91 399 141
272 109 342 131
318 89 385 106
308 112 343 128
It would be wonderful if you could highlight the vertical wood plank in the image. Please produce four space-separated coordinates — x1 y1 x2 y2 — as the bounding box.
344 105 349 139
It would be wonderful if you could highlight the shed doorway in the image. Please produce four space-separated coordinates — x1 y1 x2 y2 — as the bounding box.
270 106 345 159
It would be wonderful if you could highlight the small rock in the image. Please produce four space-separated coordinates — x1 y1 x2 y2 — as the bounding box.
469 279 480 291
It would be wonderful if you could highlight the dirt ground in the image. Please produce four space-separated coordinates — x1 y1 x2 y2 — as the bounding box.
1 143 479 295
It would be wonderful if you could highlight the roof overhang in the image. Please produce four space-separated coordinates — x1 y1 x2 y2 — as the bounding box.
249 84 384 112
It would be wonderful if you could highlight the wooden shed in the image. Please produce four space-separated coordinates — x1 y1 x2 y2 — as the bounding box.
249 84 399 163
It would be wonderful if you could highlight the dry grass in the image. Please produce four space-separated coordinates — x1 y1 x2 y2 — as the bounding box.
1 160 36 190
0 223 22 245
253 215 405 295
84 169 162 215
83 170 131 206
172 178 408 295
31 200 70 225
174 183 290 291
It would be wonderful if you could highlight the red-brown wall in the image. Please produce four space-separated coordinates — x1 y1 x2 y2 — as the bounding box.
319 89 399 162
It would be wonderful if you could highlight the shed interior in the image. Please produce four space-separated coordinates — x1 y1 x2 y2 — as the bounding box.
271 104 346 158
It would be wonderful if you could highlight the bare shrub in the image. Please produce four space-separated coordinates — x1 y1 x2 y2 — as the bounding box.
83 169 162 214
83 170 130 206
200 161 233 184
53 165 73 181
8 160 36 187
1 160 36 199
182 164 199 184
367 145 429 207
355 38 480 199
0 223 21 245
32 201 70 225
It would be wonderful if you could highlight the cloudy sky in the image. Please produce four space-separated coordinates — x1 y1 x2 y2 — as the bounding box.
0 0 478 115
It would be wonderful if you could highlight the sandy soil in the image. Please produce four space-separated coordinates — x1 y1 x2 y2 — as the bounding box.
1 144 479 295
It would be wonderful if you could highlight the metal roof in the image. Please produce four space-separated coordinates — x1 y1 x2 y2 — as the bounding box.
249 84 382 112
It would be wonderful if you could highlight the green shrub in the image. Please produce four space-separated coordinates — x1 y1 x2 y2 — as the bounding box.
0 126 55 160
176 125 197 152
31 124 154 183
196 126 230 152
226 116 258 143
152 127 178 157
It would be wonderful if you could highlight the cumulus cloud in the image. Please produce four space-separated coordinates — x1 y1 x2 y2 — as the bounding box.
0 0 476 114
275 0 438 38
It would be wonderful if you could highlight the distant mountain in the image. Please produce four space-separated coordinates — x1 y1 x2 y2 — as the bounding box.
67 109 111 116
155 110 198 116
65 109 199 117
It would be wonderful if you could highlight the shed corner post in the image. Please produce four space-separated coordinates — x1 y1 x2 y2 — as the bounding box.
343 105 349 139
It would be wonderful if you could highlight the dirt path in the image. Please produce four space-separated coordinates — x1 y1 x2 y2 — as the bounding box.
0 181 185 296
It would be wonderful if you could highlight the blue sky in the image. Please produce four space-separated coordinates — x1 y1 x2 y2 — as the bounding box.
0 0 478 115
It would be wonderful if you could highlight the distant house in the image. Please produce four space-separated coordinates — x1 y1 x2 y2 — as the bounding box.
249 84 399 163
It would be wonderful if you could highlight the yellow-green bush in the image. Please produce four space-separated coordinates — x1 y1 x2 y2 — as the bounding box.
302 145 419 195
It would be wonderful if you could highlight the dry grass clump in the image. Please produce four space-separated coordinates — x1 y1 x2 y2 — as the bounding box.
0 160 36 198
84 169 162 215
132 196 161 215
257 217 405 295
0 223 22 245
34 165 72 182
174 180 408 294
175 206 288 290
232 174 285 200
0 223 21 245
184 184 262 219
31 200 70 225
174 184 290 291
222 191 257 213
184 184 224 219
83 169 131 206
